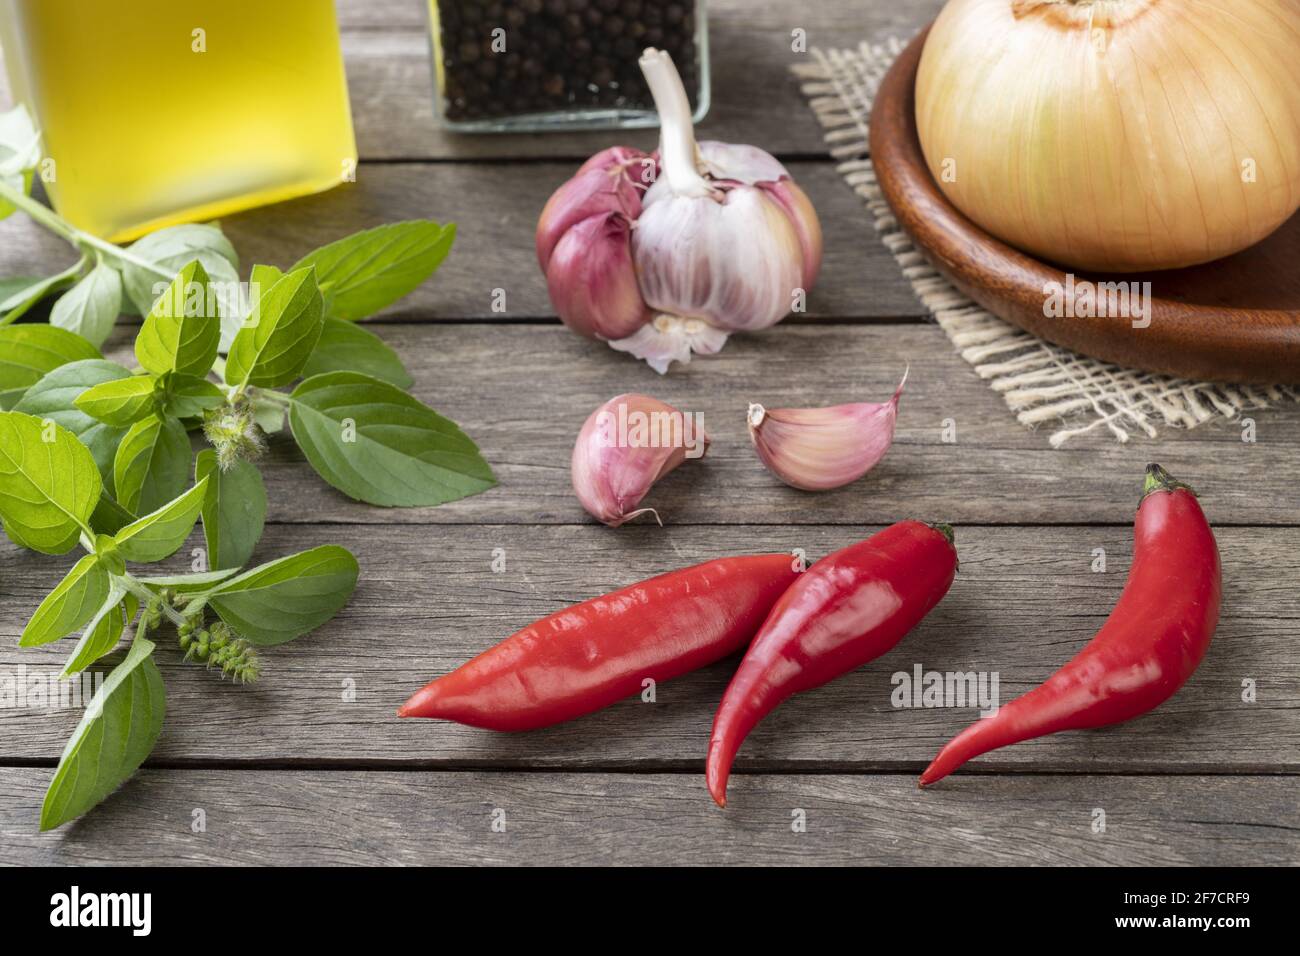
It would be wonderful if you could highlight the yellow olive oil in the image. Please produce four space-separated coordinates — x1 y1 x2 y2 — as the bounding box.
0 0 356 241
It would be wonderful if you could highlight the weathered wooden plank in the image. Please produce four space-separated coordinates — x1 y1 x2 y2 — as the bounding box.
1 768 1293 865
2 524 1294 770
339 0 942 161
76 324 1300 527
0 160 922 320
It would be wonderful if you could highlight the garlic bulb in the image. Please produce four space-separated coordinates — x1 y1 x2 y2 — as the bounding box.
537 49 822 373
748 371 906 492
572 393 710 527
916 0 1300 272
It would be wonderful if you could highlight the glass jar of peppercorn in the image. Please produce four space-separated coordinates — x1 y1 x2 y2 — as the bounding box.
427 0 709 131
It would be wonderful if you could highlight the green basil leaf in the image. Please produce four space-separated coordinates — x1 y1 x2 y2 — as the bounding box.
291 221 455 321
40 637 165 831
218 263 283 352
74 374 156 427
61 587 138 678
90 492 136 536
0 258 87 326
112 414 190 516
250 392 286 434
0 325 101 409
248 263 284 290
113 477 208 563
208 544 358 646
137 567 240 593
119 223 239 317
50 262 123 348
0 105 40 177
195 448 265 570
19 553 109 648
0 171 30 224
0 276 45 314
0 411 101 553
12 359 131 488
224 266 324 388
134 259 220 378
288 371 495 507
0 104 40 223
156 373 224 420
302 318 413 388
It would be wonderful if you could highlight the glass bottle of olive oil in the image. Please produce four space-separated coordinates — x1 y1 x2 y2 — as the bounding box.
0 0 357 241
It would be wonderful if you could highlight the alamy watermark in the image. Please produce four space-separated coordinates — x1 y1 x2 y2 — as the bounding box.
0 665 103 710
1043 273 1152 329
147 277 264 327
891 663 1000 716
595 401 706 459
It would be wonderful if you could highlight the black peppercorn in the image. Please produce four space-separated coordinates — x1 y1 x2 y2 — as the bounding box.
434 0 700 123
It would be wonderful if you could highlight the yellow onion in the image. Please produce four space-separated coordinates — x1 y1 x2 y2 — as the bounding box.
915 0 1300 272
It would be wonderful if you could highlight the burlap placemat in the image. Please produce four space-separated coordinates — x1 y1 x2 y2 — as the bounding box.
792 38 1299 446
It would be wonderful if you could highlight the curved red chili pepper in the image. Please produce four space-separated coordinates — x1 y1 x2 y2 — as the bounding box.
399 554 802 731
919 464 1221 787
706 521 958 807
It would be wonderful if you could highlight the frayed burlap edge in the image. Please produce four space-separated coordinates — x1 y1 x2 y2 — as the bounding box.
792 39 1299 446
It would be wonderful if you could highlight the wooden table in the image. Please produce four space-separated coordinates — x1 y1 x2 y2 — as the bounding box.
2 0 1297 866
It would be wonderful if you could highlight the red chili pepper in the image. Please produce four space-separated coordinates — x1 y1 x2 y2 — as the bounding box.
706 521 958 807
919 464 1221 787
399 554 802 731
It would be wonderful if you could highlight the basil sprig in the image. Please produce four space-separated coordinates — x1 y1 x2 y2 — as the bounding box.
0 107 496 830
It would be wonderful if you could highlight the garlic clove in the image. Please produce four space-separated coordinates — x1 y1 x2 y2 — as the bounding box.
576 145 652 180
698 142 822 289
536 158 646 271
633 185 805 334
748 370 907 492
546 212 651 341
572 393 710 527
759 179 824 290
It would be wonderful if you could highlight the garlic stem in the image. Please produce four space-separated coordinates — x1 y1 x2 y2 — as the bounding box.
639 48 712 199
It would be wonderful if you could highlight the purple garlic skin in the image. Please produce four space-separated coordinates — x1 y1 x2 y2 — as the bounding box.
572 393 710 527
535 49 823 373
748 371 907 492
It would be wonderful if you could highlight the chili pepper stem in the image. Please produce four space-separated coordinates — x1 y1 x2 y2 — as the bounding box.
1142 463 1197 499
928 522 955 547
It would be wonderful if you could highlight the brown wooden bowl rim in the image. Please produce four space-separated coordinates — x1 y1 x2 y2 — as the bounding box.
868 26 1300 384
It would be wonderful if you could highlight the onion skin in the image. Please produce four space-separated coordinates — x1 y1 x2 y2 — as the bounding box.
916 0 1300 273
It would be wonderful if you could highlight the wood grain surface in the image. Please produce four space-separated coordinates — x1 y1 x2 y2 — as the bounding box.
2 525 1295 771
0 0 1295 866
870 29 1300 384
2 770 1293 866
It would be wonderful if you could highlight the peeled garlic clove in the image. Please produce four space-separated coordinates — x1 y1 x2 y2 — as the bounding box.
748 371 907 492
572 393 710 527
546 213 651 341
536 152 647 271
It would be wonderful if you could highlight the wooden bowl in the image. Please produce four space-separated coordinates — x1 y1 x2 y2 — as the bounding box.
869 28 1300 384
